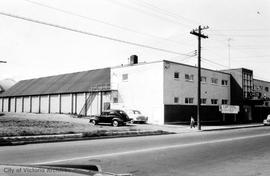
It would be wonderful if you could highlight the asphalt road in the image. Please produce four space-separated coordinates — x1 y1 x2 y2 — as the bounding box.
1 127 270 176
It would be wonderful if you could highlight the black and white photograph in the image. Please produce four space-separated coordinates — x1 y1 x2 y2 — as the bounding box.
0 0 270 175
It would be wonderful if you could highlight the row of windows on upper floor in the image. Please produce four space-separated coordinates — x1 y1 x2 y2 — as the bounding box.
254 85 269 92
173 97 228 105
173 72 229 86
121 73 229 86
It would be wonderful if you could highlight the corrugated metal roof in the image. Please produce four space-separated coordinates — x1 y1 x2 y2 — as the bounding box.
0 68 110 97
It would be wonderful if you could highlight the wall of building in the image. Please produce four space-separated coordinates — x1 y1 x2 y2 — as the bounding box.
0 92 107 116
111 61 164 124
254 79 270 100
163 61 231 123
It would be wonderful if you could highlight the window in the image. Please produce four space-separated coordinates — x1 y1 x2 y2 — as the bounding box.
174 72 179 79
201 98 207 104
265 102 269 106
265 87 269 92
122 74 128 81
174 97 179 103
222 99 228 104
221 80 228 86
185 97 194 104
211 99 218 104
185 74 194 82
201 76 207 83
211 78 218 84
113 97 118 103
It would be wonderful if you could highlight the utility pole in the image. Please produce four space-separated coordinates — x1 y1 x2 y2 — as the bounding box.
190 25 209 130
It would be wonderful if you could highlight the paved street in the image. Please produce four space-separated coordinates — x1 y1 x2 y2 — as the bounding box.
1 127 270 176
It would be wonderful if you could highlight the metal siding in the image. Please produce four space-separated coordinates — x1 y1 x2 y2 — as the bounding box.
32 96 39 113
16 97 23 113
50 95 59 113
72 94 76 114
61 94 72 113
10 98 16 112
40 96 49 113
3 98 9 112
24 97 30 112
76 93 85 115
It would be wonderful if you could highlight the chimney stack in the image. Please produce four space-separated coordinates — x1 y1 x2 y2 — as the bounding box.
129 55 138 65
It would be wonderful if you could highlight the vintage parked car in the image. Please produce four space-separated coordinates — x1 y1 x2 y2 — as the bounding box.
89 109 131 127
124 109 148 124
263 114 270 125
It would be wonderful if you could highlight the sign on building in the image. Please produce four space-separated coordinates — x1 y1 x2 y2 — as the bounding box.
219 105 239 114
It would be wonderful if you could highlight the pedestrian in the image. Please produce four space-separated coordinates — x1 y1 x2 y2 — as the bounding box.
190 116 195 128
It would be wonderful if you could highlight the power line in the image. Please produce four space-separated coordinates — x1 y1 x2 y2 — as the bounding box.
0 11 192 57
128 0 197 27
105 0 193 29
23 0 192 47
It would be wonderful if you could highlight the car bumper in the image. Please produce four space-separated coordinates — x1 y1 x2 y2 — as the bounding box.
263 120 270 125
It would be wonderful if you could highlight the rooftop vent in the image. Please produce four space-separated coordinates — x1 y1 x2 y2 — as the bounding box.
129 55 138 65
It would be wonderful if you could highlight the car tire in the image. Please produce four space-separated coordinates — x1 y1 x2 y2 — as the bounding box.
90 120 97 125
112 120 119 127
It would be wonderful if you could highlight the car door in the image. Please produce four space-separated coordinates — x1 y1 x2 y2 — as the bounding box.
99 111 108 123
107 111 117 123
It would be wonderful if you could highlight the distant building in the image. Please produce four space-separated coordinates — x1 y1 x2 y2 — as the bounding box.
0 56 269 124
0 79 16 94
223 68 270 122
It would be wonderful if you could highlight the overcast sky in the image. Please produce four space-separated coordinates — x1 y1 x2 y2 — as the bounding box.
0 0 269 82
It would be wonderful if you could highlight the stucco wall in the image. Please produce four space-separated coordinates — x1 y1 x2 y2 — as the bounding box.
164 61 231 106
111 61 164 124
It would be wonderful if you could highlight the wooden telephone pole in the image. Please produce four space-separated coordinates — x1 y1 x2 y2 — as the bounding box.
190 25 209 130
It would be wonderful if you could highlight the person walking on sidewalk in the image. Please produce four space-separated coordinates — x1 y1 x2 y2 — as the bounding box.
190 116 196 128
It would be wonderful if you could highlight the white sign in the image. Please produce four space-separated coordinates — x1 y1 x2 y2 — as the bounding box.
219 105 239 114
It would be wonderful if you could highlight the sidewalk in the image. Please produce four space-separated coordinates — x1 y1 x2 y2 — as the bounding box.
140 123 264 133
0 122 264 146
201 123 264 131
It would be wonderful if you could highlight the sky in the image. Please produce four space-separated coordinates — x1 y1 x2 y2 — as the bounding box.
0 0 269 82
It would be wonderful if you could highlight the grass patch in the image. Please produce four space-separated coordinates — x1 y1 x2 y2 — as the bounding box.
0 113 152 137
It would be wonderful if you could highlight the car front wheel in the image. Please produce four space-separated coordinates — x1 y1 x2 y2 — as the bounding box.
112 120 119 127
90 120 97 125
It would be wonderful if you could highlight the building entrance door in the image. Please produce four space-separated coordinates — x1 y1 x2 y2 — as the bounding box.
243 105 252 121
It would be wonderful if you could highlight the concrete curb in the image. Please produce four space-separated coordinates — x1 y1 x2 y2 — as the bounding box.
0 130 173 146
201 124 264 132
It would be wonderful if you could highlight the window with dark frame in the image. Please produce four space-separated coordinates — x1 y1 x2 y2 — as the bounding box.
221 80 228 86
211 99 218 104
211 78 218 84
222 99 228 104
185 74 194 81
174 97 179 103
201 76 207 83
201 98 207 104
174 72 179 79
185 97 194 104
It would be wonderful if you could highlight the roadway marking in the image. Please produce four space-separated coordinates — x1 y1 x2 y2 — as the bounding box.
34 132 270 165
